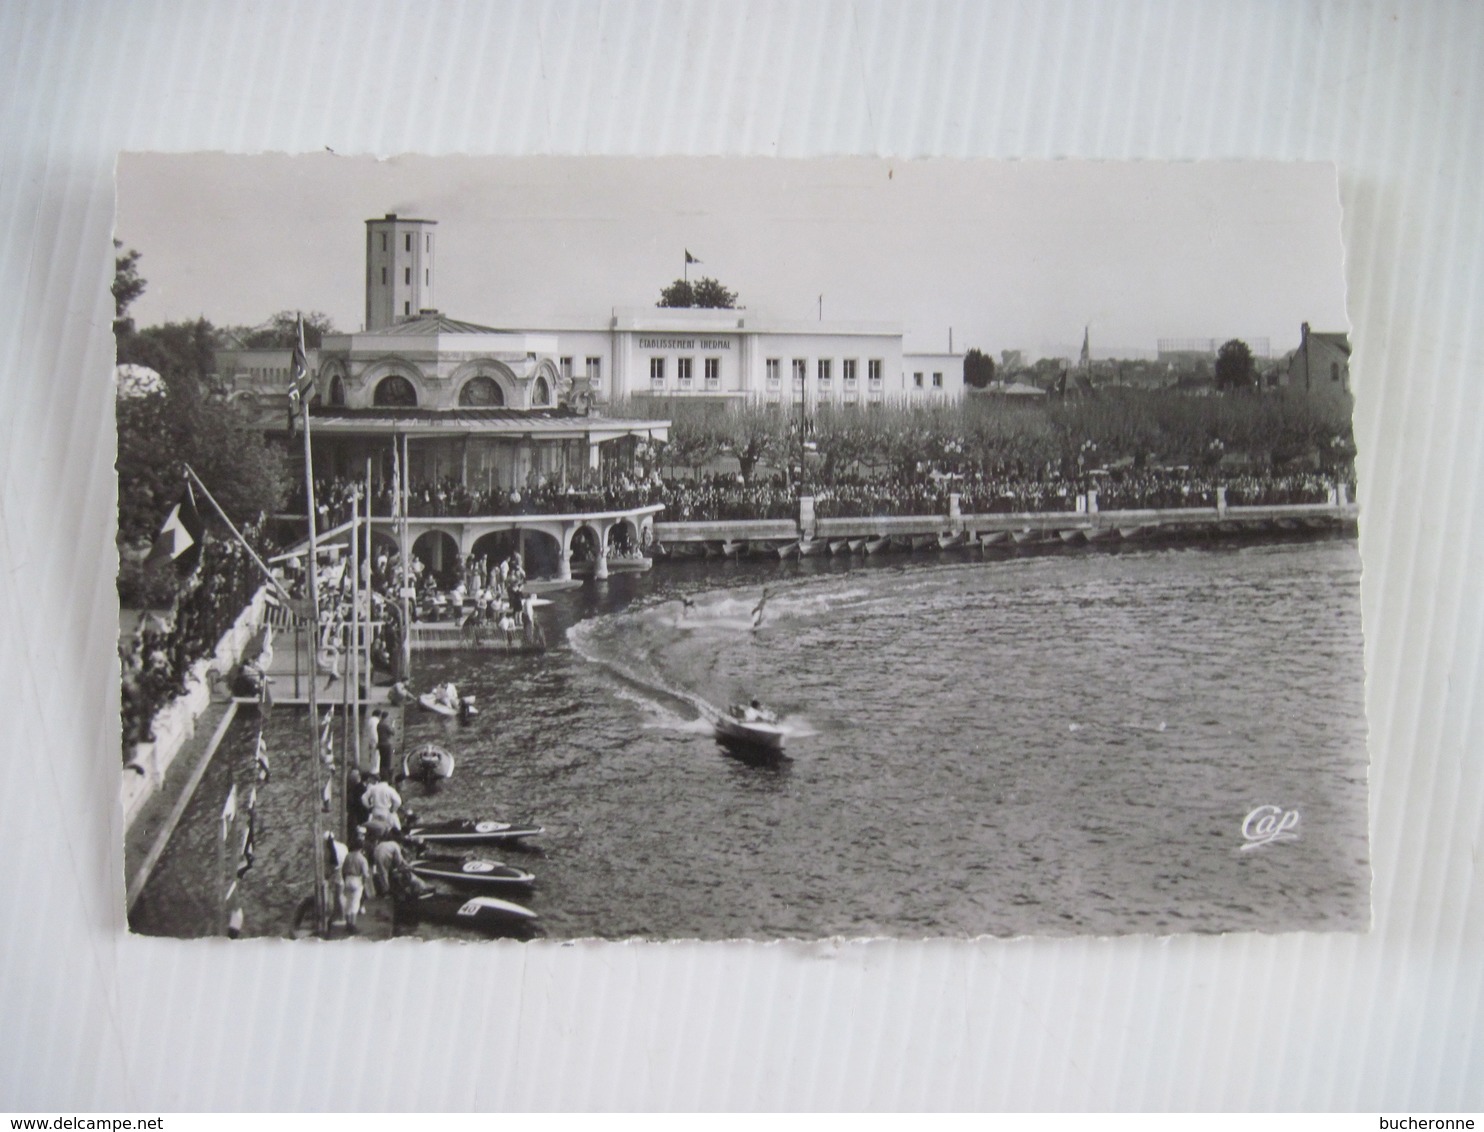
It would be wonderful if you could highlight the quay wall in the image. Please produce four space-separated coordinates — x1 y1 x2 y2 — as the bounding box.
121 586 268 832
655 490 1358 544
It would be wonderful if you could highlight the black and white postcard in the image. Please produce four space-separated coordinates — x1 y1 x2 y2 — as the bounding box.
116 155 1366 941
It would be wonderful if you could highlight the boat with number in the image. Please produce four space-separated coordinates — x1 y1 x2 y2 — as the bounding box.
393 891 540 935
406 817 545 845
410 856 536 891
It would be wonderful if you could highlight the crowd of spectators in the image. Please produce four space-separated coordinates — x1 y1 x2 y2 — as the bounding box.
294 469 667 527
289 464 1354 530
120 521 275 758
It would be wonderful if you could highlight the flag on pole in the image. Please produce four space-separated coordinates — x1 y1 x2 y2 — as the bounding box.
286 313 315 433
236 807 256 878
146 483 205 575
685 250 700 264
254 732 271 783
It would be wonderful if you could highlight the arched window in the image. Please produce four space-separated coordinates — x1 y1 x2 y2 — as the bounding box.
373 374 418 407
532 375 551 406
328 374 347 407
458 374 505 407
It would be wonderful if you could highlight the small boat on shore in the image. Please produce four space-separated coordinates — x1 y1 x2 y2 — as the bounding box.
1116 526 1148 540
393 892 539 935
1058 529 1087 545
411 856 535 892
1085 527 1116 543
720 539 744 558
847 538 867 554
776 541 800 559
798 537 826 557
938 531 968 550
827 539 851 555
1010 529 1040 545
407 818 545 846
864 536 891 555
977 530 1011 547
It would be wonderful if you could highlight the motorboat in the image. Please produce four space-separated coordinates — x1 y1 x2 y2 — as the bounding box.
392 891 539 935
406 817 545 845
410 856 535 892
713 705 787 753
401 743 456 785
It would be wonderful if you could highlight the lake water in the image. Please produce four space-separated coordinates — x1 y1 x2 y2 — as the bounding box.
131 534 1371 940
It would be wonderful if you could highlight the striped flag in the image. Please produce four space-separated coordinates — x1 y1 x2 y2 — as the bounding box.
286 313 315 432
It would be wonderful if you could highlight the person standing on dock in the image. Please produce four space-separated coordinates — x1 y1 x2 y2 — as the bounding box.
362 709 382 776
340 837 372 934
376 710 397 780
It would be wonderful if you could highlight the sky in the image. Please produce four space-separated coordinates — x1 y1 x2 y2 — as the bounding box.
116 154 1349 360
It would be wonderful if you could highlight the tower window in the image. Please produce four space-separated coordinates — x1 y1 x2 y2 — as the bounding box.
381 267 387 284
405 267 411 285
381 234 387 252
405 234 411 252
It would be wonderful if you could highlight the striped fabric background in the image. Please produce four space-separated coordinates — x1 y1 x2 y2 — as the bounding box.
0 0 1479 1110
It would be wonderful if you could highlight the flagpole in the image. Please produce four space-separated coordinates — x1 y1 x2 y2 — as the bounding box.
297 357 329 938
181 464 296 606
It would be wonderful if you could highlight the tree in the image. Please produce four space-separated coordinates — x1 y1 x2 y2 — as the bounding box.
113 241 146 338
1214 338 1256 391
225 310 337 349
964 347 996 389
658 276 738 309
719 401 784 481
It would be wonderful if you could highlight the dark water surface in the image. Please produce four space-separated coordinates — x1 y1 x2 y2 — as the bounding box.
133 536 1370 940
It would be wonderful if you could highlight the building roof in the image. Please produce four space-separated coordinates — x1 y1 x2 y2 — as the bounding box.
305 405 670 441
1308 331 1352 355
371 312 505 336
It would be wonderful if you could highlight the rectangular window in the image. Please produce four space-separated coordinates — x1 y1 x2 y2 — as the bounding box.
914 372 924 389
704 357 721 389
405 234 412 252
677 357 693 387
426 234 430 252
766 358 781 387
425 268 429 285
404 301 410 315
792 358 807 388
405 267 411 285
932 372 943 389
868 359 883 385
381 267 387 284
817 359 832 385
560 356 573 379
586 356 602 384
381 234 387 252
650 357 666 386
843 359 857 385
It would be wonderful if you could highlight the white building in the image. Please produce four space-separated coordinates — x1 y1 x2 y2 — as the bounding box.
222 213 965 410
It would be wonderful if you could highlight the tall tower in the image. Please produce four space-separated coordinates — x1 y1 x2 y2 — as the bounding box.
365 214 437 330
